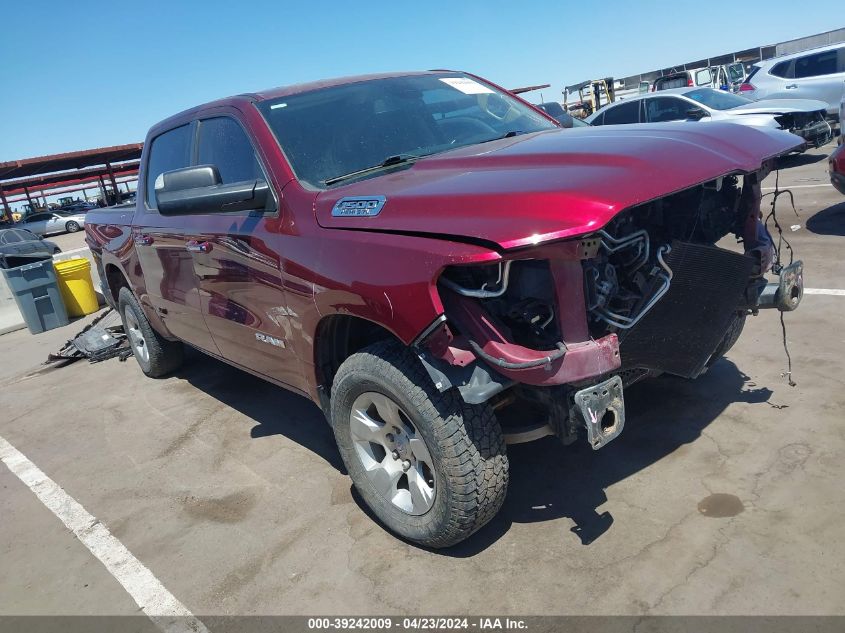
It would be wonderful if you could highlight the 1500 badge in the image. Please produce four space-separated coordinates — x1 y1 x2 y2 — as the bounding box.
331 196 386 217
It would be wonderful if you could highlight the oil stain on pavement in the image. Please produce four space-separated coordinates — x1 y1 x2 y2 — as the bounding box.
697 493 744 518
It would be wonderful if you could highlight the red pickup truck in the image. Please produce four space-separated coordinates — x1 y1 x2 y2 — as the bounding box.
86 71 804 547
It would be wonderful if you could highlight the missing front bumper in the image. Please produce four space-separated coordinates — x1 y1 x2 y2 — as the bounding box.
573 375 626 450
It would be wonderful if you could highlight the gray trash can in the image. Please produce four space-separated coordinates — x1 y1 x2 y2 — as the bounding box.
1 258 69 334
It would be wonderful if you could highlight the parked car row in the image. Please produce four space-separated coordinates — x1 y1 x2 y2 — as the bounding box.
577 42 844 147
585 87 832 150
653 63 746 92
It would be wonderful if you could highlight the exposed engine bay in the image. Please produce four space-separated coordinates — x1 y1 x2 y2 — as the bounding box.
775 110 833 149
423 170 804 450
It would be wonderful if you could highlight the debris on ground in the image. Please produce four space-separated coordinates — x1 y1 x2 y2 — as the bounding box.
46 308 132 365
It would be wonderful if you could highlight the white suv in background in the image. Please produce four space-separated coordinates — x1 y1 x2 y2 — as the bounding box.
740 43 845 127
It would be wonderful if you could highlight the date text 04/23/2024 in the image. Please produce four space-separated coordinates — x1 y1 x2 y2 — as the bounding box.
307 617 528 630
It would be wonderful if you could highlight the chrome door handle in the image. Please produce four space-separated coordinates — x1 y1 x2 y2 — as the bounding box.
785 84 798 89
186 240 212 253
134 234 154 246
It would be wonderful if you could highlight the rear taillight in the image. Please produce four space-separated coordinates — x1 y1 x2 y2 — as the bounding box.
739 82 755 92
687 78 693 87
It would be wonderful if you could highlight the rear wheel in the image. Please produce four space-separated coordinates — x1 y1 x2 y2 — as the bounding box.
118 287 183 377
330 340 508 548
65 220 80 233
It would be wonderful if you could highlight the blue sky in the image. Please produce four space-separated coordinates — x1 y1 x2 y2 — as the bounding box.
0 1 841 160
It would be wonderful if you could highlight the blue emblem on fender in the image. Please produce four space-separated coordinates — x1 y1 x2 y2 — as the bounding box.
332 196 386 217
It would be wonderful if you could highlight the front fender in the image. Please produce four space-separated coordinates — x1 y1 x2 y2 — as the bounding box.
309 229 500 345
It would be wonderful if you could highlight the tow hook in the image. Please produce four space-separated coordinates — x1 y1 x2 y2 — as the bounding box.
572 375 626 450
757 260 804 312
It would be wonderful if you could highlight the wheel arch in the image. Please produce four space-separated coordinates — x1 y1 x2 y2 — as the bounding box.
104 262 130 307
313 314 405 405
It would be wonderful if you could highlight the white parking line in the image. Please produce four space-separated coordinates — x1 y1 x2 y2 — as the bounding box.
762 183 833 190
804 288 845 296
0 435 209 633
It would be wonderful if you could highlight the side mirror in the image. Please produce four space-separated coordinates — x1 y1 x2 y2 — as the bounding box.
686 107 708 120
156 165 275 216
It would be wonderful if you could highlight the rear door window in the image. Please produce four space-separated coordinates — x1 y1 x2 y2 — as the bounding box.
645 97 690 122
1 230 22 243
145 124 192 209
196 117 263 184
769 61 793 79
794 50 839 78
603 100 640 125
13 229 37 242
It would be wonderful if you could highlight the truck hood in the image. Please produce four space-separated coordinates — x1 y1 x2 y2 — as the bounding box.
315 123 802 250
727 98 829 115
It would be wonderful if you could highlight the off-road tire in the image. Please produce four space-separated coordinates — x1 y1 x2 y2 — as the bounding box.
65 221 80 233
330 340 508 548
118 286 183 377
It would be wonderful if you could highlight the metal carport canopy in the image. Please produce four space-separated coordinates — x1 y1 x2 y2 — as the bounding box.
0 143 142 180
0 143 143 219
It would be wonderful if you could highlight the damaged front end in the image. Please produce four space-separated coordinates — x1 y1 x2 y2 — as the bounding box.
775 111 833 149
416 168 802 450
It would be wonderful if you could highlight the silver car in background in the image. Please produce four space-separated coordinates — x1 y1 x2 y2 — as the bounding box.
739 43 845 127
17 211 86 236
586 87 832 149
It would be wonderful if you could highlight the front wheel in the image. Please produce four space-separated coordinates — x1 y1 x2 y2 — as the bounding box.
118 287 183 377
330 341 508 548
65 220 80 233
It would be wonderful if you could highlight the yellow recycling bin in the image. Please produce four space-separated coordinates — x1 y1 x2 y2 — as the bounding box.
54 258 99 317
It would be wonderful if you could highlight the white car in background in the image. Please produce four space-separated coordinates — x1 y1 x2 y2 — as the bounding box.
587 87 833 149
18 210 86 236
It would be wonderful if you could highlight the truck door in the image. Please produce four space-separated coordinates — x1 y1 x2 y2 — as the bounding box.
135 123 219 354
190 114 302 388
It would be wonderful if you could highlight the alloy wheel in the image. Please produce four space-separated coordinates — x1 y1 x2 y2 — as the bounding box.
349 391 436 515
124 307 149 363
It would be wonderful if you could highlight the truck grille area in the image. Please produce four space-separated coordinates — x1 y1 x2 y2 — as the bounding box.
616 241 754 378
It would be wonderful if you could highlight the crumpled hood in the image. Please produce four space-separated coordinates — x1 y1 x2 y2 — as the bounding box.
728 98 829 115
315 123 802 250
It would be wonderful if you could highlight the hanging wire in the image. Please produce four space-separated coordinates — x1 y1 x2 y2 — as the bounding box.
761 168 799 387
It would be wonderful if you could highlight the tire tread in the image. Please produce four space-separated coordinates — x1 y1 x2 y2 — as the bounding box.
118 287 183 378
331 340 508 548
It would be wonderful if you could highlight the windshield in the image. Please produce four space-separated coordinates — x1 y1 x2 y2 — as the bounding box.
256 73 556 188
685 88 753 110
